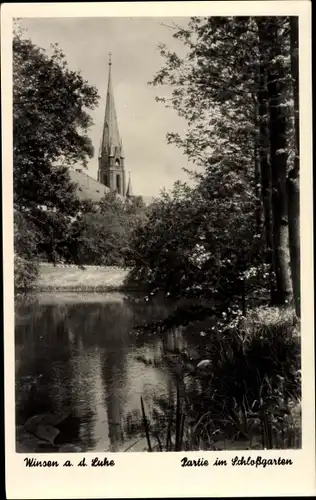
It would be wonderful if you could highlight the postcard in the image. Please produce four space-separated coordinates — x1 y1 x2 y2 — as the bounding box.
1 1 314 498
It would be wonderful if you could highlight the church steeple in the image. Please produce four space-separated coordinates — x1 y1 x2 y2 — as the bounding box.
98 54 125 196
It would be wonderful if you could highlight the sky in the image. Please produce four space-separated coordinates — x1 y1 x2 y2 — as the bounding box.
19 17 195 197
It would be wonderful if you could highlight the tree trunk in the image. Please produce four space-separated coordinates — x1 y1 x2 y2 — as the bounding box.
266 19 293 305
257 20 275 303
287 171 300 314
254 139 262 236
287 16 300 316
290 17 300 159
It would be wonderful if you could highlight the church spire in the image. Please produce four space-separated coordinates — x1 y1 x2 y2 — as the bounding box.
99 54 123 159
126 171 133 197
98 54 126 196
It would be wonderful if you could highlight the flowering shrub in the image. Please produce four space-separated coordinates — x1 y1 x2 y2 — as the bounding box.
188 243 211 269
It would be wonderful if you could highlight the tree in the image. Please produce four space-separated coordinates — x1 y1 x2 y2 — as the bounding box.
257 20 274 303
287 17 300 316
148 16 297 307
75 193 146 267
128 182 207 296
151 17 259 168
144 18 269 304
258 17 293 306
75 211 127 266
13 29 99 262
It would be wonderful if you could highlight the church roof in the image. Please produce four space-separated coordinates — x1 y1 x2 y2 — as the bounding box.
69 168 111 203
68 168 150 205
99 55 123 159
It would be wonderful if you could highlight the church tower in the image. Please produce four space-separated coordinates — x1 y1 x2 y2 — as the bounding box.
98 54 126 196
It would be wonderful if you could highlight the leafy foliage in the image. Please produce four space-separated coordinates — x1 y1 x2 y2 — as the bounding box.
74 192 147 266
128 177 267 312
13 30 99 263
14 209 39 260
14 255 39 291
128 16 299 311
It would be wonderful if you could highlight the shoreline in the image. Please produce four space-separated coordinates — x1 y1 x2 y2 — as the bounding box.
25 263 147 293
32 284 146 292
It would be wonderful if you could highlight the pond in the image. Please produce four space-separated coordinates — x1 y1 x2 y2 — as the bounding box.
15 292 205 453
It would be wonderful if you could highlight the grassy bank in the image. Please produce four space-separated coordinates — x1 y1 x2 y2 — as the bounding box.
35 263 135 292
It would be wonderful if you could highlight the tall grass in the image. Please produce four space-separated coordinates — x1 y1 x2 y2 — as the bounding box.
140 384 187 452
137 306 301 451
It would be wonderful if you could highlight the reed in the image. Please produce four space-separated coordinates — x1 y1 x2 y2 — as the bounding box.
140 396 152 452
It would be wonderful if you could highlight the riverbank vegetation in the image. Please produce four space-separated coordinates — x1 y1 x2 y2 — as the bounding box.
127 16 301 450
136 307 300 451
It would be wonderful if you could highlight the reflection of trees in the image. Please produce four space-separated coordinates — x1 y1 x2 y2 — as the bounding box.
57 300 132 451
64 333 97 451
16 304 71 423
101 350 126 451
98 300 133 452
16 293 197 451
65 297 137 451
15 302 92 449
64 295 172 451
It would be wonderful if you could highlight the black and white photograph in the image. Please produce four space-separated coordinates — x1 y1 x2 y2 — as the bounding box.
2 1 314 498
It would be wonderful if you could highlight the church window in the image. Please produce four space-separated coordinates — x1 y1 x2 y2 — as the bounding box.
115 159 120 167
104 174 108 186
116 174 121 193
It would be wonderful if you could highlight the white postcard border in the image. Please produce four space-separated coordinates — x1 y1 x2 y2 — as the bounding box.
2 2 314 498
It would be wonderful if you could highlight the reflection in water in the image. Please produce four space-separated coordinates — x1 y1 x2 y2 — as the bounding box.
15 292 185 452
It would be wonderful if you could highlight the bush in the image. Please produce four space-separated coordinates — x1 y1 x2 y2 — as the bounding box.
14 255 39 291
127 180 264 310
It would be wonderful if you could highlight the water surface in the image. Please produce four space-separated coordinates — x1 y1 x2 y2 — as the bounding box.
15 292 195 452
